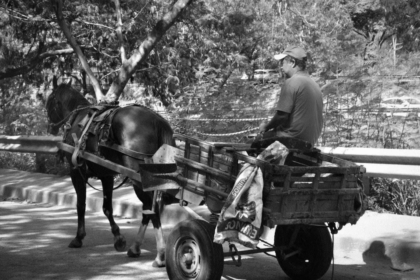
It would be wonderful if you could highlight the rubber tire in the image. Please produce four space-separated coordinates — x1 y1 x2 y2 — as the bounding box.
166 219 224 280
274 225 332 280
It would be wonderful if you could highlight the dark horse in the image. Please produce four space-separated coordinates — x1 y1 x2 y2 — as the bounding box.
45 80 173 267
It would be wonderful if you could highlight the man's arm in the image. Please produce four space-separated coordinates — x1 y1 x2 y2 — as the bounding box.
259 110 290 134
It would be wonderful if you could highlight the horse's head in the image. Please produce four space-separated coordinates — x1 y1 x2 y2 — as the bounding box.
46 91 63 135
45 78 91 135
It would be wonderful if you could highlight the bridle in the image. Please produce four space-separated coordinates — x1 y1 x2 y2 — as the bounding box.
46 93 66 132
47 93 63 126
46 93 90 132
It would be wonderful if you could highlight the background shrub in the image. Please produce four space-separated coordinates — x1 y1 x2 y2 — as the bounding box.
369 178 420 216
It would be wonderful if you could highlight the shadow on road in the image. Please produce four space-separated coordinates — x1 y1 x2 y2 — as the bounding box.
0 202 166 280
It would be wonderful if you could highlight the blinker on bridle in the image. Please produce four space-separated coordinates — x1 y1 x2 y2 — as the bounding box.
46 93 92 132
47 93 65 130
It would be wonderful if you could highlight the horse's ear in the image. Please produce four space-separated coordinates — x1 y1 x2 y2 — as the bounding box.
53 76 58 90
67 79 72 86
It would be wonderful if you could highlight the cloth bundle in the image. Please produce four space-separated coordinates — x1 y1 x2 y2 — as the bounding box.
214 141 289 248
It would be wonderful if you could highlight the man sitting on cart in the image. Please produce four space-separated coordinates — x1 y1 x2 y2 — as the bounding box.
258 46 323 147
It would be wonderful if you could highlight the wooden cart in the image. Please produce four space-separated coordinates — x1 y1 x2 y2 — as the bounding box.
58 133 366 280
151 134 367 280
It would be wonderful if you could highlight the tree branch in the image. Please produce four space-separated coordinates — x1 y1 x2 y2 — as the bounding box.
353 28 368 39
51 0 105 101
113 0 127 62
105 0 194 102
74 19 114 31
288 8 316 29
380 31 395 47
0 45 77 80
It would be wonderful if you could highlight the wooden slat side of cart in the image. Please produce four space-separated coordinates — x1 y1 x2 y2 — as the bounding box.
172 134 366 227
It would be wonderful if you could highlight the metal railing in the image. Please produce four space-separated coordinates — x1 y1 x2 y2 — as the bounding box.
0 135 419 180
0 135 61 154
318 147 420 180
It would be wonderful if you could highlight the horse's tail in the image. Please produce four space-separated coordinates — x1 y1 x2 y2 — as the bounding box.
156 118 175 148
156 118 179 204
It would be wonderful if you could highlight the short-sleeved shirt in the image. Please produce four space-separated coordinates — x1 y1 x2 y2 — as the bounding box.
275 71 323 145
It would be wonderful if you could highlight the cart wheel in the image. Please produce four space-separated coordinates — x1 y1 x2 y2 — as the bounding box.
274 225 332 280
166 219 224 280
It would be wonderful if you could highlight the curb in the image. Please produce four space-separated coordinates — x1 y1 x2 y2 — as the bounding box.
0 168 205 225
0 169 142 218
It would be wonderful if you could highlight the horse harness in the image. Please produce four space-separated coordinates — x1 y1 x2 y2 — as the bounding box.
62 104 154 176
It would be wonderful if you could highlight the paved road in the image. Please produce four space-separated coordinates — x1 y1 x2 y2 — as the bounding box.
0 198 290 280
1 196 419 280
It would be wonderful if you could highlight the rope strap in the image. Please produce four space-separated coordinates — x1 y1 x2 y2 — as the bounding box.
50 104 117 128
174 125 259 136
77 167 129 191
176 117 270 122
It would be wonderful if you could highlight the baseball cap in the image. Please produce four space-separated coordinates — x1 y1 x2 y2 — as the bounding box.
274 46 307 61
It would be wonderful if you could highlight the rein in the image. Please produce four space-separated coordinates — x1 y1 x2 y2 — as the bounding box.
49 105 101 129
47 91 115 129
76 167 129 192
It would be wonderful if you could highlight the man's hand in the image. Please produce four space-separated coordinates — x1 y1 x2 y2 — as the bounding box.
261 111 290 135
259 121 268 135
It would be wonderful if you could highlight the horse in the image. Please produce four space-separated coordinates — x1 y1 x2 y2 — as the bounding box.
45 79 174 267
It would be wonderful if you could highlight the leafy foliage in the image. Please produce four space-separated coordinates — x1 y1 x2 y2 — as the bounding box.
0 151 69 175
2 0 420 216
0 78 48 135
370 178 420 216
347 0 420 61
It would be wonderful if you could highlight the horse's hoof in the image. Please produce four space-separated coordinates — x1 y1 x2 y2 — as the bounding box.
114 236 127 252
127 248 140 258
152 260 165 268
68 238 82 248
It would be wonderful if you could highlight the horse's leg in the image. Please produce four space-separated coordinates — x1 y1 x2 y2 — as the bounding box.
127 183 152 258
68 169 87 248
101 176 127 252
128 189 167 266
127 193 166 267
127 214 151 258
151 191 166 268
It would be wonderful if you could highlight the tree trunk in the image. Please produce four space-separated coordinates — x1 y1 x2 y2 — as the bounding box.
105 0 193 102
51 0 193 103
